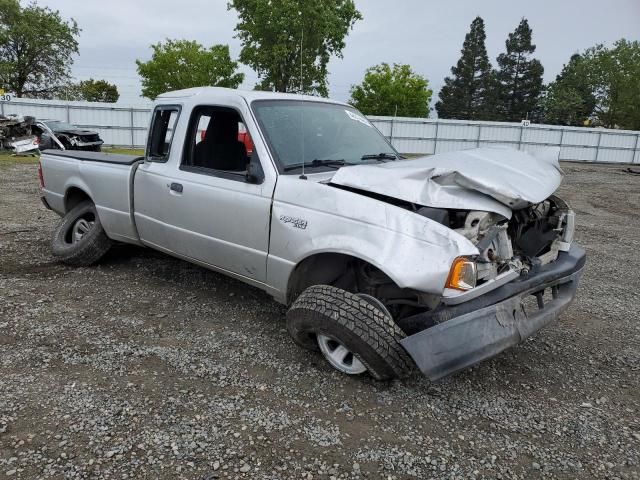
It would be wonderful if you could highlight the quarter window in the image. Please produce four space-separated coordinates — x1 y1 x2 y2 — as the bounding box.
147 107 179 162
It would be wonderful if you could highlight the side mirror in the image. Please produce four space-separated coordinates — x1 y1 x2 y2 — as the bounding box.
245 153 264 184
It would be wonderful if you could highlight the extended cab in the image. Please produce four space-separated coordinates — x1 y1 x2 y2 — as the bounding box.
39 87 586 380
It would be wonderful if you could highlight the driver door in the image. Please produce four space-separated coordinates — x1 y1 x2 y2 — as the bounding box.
134 99 276 283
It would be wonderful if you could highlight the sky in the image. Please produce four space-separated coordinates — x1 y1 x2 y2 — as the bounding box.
41 0 640 108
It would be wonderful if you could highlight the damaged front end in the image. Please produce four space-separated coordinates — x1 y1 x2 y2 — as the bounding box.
0 114 39 154
329 147 586 380
34 121 104 151
398 196 585 381
442 194 576 305
63 132 103 150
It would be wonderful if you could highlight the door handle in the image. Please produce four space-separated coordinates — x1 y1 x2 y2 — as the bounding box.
169 182 183 193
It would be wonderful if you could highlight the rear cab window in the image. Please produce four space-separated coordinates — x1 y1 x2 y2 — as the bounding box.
146 106 180 162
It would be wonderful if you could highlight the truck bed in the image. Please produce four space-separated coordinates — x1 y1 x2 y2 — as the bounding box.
41 149 143 165
40 149 143 245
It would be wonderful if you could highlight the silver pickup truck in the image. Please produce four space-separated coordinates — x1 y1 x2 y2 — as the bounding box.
39 87 586 381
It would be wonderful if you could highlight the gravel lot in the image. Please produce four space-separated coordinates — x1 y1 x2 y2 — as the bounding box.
1 161 639 479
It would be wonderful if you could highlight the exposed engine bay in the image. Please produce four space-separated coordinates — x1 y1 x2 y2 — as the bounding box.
451 195 575 284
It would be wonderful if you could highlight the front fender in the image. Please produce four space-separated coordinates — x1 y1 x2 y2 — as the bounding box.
267 176 478 299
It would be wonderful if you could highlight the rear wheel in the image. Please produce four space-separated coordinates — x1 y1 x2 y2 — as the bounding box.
51 200 112 266
286 285 414 380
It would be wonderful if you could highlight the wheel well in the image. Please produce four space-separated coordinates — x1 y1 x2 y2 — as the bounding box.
286 253 432 319
287 253 351 304
286 253 401 302
64 187 92 212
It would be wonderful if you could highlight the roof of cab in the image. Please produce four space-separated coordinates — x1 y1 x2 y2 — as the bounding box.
155 86 349 107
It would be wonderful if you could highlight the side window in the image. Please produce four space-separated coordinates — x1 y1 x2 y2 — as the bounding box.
147 107 179 161
182 106 253 176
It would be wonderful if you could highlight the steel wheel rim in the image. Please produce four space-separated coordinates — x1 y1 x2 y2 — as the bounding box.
317 334 367 375
71 218 94 243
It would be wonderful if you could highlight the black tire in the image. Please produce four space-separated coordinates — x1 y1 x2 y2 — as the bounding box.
286 285 414 380
51 200 112 266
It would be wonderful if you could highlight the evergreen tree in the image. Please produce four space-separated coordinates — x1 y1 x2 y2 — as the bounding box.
436 17 494 120
495 18 544 121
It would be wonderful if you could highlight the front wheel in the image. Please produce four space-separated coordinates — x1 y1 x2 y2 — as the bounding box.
51 200 112 266
286 285 414 380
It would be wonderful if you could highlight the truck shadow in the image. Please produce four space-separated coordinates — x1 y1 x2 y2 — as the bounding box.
100 242 281 311
97 243 569 392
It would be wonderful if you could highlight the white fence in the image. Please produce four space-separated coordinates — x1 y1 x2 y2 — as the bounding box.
370 116 640 164
3 97 640 163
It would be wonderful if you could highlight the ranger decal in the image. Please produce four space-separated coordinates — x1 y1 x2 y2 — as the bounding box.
280 215 308 230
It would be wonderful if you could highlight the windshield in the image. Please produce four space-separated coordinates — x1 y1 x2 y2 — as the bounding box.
251 100 397 173
45 121 77 131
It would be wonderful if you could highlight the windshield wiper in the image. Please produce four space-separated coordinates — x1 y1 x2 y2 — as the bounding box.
283 159 351 172
361 152 398 161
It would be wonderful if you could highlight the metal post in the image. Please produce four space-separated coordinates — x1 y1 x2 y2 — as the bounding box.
476 124 482 147
433 121 439 154
558 129 565 161
66 103 71 123
389 104 397 146
633 133 640 164
595 131 602 162
130 107 135 148
518 125 524 150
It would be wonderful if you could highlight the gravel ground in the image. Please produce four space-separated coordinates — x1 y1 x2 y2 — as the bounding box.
0 161 639 479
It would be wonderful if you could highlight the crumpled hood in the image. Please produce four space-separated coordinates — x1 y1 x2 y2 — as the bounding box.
55 129 98 137
330 147 563 217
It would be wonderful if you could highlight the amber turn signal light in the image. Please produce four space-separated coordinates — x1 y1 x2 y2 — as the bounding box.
445 257 477 291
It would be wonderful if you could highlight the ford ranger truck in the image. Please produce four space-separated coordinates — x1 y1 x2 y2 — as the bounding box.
38 87 586 381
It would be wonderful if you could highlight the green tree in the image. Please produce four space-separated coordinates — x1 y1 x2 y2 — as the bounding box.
228 0 362 96
136 39 244 99
66 78 120 103
349 63 432 117
0 0 79 98
581 40 640 129
539 54 595 126
539 85 588 126
540 41 640 129
495 18 544 121
436 17 495 120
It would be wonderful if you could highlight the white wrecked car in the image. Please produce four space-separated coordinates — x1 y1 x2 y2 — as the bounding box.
38 87 586 380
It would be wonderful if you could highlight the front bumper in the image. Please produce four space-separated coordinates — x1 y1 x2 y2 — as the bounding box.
399 244 586 380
